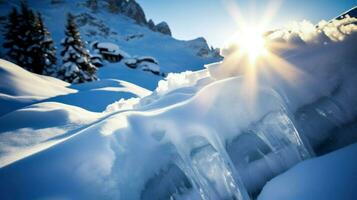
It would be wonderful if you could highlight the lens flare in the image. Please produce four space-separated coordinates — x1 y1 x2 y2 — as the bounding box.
236 27 268 65
213 0 308 109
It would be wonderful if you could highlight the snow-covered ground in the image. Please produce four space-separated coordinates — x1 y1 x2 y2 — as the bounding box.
0 0 222 77
0 60 76 116
0 59 151 168
259 143 357 200
0 2 357 200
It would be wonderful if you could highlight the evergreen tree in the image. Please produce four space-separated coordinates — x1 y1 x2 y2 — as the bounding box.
2 7 21 64
2 1 57 75
3 1 41 72
60 13 97 83
17 0 39 71
37 13 57 76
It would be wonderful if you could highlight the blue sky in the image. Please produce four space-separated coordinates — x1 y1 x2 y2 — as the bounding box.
137 0 356 47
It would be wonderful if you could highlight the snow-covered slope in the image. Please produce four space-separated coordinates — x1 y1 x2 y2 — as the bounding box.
0 0 221 77
0 102 100 168
0 59 75 116
258 143 357 200
0 59 150 115
0 58 151 168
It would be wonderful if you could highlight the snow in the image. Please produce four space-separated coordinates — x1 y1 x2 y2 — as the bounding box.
139 61 160 74
0 59 75 116
0 59 151 168
96 42 120 52
156 70 210 96
0 102 99 168
258 143 357 200
96 42 131 57
0 4 356 200
0 0 221 77
97 61 162 90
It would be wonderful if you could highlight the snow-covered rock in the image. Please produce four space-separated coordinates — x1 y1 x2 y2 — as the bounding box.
120 0 147 25
147 19 172 36
187 37 222 58
92 42 130 62
123 56 161 75
154 22 172 36
147 19 156 30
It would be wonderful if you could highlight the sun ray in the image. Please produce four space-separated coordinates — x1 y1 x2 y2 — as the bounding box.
217 0 313 108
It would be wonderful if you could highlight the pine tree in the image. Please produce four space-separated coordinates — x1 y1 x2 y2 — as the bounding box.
3 1 41 72
27 14 45 74
2 7 21 64
17 1 39 71
60 13 97 83
3 3 57 75
37 13 57 76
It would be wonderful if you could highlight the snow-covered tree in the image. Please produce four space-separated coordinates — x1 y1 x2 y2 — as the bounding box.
2 3 57 75
17 1 40 71
2 2 41 72
2 7 21 64
37 13 57 76
60 13 97 83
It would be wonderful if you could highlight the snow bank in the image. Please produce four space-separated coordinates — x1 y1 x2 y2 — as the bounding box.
98 62 162 90
156 70 210 95
0 102 99 168
258 143 357 200
0 59 75 116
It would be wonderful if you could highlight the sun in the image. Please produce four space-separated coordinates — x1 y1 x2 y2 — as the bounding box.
236 27 268 64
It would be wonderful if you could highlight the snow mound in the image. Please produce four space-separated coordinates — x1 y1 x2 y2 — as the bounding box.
0 102 99 168
258 143 357 200
0 59 75 116
155 69 210 96
49 79 150 112
0 59 74 97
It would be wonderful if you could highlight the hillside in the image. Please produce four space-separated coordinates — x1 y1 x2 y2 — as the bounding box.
0 0 222 78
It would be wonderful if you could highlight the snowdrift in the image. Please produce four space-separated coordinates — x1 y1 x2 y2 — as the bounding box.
0 59 75 116
0 102 99 168
0 60 151 168
259 143 357 200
